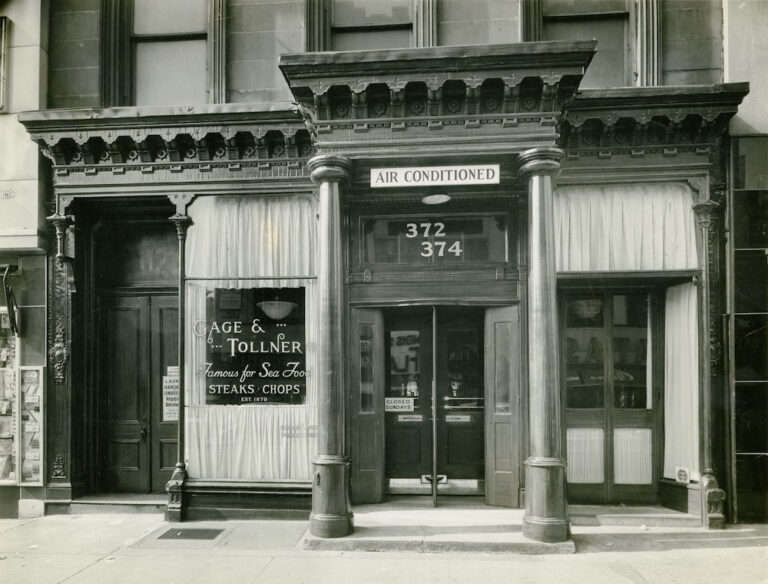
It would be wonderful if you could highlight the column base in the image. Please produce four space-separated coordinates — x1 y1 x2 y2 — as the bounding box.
522 515 570 543
165 464 187 522
523 456 569 543
701 472 726 529
310 455 354 538
309 511 355 538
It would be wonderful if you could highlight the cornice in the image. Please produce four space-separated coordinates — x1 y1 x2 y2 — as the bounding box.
280 41 596 157
279 41 597 80
560 83 749 159
19 105 313 186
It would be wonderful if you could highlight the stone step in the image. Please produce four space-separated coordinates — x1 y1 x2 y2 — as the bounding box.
69 495 166 515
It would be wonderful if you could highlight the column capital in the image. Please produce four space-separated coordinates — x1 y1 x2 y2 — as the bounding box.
517 147 564 180
693 199 721 221
169 213 192 240
308 154 352 185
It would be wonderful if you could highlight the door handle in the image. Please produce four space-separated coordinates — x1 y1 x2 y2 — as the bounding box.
140 426 148 441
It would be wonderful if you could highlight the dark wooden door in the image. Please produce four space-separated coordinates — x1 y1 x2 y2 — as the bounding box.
102 295 150 492
484 305 522 507
150 296 179 492
102 294 178 493
348 308 386 503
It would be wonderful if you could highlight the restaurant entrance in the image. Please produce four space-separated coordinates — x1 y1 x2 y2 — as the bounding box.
385 306 485 502
349 304 522 508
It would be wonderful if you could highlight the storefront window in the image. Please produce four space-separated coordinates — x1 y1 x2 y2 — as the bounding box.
185 195 317 481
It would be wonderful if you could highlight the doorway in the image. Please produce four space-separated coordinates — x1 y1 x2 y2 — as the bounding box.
348 304 522 507
385 307 484 500
99 293 178 493
562 291 661 504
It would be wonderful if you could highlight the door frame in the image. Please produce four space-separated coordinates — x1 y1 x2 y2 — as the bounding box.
347 301 524 507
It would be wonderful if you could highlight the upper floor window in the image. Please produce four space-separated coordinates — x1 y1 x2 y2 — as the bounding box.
330 0 413 50
102 0 225 107
132 0 208 106
308 0 436 51
539 0 659 88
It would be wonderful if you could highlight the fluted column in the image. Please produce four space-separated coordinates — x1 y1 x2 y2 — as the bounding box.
518 147 569 543
308 154 354 538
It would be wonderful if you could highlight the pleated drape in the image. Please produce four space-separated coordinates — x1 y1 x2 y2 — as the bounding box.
663 283 701 481
555 182 698 272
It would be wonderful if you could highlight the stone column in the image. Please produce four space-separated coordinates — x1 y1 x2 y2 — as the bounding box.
308 154 354 538
518 147 569 543
166 211 191 522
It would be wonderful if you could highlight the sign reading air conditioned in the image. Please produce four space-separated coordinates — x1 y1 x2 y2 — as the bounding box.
371 165 500 188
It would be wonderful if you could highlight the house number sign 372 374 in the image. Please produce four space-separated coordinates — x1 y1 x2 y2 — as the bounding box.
405 222 463 258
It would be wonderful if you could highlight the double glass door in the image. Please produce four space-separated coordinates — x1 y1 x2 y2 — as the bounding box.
349 304 521 507
563 291 660 504
384 307 485 503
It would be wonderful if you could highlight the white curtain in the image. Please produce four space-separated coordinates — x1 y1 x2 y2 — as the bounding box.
567 428 605 483
614 428 653 484
663 282 700 481
185 195 318 480
555 183 698 272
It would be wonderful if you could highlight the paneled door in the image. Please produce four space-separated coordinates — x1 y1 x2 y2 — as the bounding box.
101 294 178 493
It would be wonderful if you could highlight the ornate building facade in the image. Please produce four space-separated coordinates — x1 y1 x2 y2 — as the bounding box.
0 0 763 543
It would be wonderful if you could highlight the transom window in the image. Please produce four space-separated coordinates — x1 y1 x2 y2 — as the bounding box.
360 213 509 265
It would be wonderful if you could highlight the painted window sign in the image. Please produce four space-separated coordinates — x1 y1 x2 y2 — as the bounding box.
197 287 306 405
362 214 508 265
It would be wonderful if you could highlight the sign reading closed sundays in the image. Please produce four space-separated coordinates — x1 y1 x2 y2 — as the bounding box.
371 165 500 188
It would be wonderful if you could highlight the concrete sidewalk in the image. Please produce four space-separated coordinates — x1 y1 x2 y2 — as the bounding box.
0 512 766 584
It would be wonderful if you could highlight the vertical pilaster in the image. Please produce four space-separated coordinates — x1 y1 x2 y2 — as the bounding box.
46 212 74 493
694 197 726 529
166 208 191 522
518 147 569 543
308 154 354 538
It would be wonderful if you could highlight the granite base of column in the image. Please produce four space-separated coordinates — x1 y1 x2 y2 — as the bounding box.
522 457 569 543
701 472 726 529
310 455 354 538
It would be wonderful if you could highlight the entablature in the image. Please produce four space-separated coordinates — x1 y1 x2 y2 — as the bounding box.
279 41 596 157
19 104 313 193
561 84 749 160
